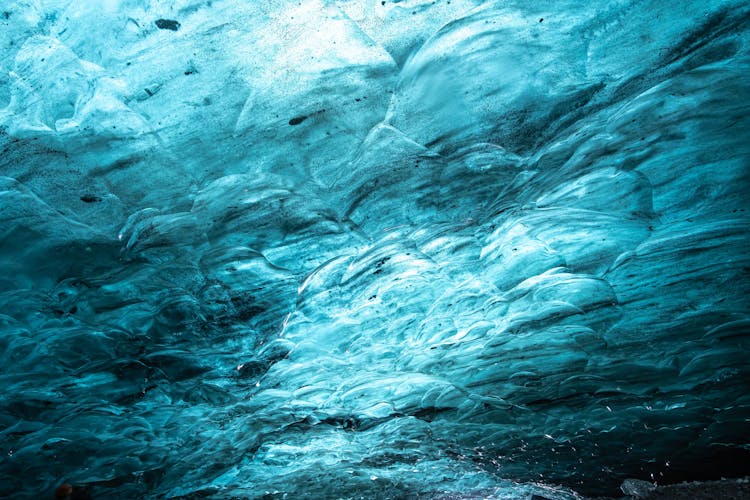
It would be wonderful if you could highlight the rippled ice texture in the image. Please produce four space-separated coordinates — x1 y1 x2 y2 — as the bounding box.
1 0 749 498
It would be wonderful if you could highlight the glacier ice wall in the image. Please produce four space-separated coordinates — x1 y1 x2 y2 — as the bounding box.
1 0 749 498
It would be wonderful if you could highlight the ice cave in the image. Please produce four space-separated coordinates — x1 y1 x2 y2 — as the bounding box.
0 0 749 498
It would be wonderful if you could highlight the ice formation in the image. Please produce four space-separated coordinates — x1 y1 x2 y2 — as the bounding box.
0 0 749 498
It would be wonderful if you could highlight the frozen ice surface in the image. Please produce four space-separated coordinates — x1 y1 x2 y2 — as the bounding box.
0 0 749 498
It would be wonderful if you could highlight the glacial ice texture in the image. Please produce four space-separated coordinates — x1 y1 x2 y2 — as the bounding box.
1 0 749 498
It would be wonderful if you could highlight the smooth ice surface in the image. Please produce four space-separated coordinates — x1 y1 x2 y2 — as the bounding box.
1 0 749 498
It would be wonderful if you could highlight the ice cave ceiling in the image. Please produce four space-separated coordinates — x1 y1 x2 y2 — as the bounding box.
0 0 749 498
